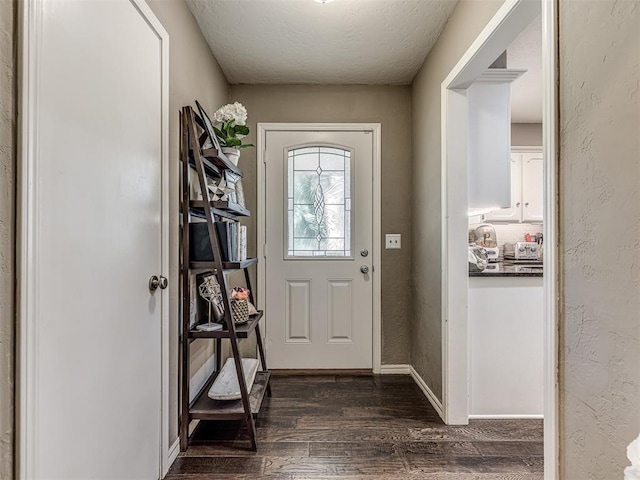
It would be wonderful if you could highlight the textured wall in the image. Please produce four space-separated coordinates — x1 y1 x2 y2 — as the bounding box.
559 1 640 477
0 0 14 477
410 0 505 400
145 0 229 446
512 122 542 146
230 84 412 365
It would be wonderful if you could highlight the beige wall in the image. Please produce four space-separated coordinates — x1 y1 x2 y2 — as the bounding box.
146 0 229 445
559 1 640 477
410 0 505 400
0 1 15 477
230 84 412 365
512 122 542 146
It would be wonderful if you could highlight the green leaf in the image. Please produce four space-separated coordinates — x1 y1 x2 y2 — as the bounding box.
225 138 242 147
234 125 250 136
238 143 254 149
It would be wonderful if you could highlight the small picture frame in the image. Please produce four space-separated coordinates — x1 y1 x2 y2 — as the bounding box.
195 100 221 151
224 171 245 207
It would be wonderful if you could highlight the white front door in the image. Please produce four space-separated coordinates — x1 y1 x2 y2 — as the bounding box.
21 1 167 478
264 130 374 369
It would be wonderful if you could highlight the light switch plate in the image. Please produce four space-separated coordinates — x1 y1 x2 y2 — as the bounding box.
385 234 401 249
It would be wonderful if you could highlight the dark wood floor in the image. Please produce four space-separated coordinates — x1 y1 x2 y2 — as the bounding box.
166 374 543 479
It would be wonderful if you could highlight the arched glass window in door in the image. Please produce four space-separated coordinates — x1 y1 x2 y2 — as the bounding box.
286 146 352 258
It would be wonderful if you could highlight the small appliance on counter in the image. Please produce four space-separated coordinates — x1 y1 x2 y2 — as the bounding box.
504 241 541 262
472 224 499 262
468 245 489 272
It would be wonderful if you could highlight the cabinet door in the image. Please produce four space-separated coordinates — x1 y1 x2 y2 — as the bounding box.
522 152 544 222
484 153 523 222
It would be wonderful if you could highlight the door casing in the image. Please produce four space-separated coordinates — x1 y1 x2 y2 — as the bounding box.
17 0 171 476
257 123 382 373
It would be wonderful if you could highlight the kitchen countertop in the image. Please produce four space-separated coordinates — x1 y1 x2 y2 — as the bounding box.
469 260 543 277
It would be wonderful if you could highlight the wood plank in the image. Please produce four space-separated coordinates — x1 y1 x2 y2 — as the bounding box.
168 456 265 475
309 442 396 458
263 456 407 477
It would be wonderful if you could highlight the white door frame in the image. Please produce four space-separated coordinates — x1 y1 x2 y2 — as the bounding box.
256 123 383 373
17 0 171 477
441 0 558 478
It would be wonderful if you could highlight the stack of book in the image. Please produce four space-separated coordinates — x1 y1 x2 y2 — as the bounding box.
215 221 247 262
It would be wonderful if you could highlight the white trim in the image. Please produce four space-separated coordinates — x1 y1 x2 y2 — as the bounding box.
469 414 545 420
166 438 180 473
541 0 559 478
409 366 444 419
379 364 411 375
257 123 382 374
511 146 543 153
18 1 170 478
440 0 558 478
474 68 527 83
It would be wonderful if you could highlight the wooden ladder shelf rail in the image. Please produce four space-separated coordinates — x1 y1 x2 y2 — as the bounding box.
179 106 271 452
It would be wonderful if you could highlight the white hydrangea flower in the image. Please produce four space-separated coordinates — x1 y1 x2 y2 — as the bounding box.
213 102 248 125
625 434 640 480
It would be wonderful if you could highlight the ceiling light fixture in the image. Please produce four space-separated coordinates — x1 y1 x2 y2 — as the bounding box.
314 0 334 3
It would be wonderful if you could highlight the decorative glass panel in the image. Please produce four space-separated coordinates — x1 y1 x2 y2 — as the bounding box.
287 147 352 257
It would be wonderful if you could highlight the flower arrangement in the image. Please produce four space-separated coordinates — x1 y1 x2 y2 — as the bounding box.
230 286 250 301
212 102 254 149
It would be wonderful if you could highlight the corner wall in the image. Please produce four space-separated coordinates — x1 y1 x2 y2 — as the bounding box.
0 1 15 477
145 0 229 446
559 1 640 477
410 0 505 400
230 84 413 365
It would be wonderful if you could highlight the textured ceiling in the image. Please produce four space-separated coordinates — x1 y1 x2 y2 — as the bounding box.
508 15 542 123
186 0 458 85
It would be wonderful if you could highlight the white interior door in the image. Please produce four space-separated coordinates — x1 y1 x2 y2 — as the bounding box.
264 130 373 369
20 1 168 478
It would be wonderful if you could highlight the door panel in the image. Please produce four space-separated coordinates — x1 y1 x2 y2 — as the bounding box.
265 131 373 369
26 1 165 478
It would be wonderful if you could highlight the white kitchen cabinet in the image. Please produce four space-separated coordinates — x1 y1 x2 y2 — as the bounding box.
484 153 523 222
467 83 512 210
482 148 543 223
522 152 544 222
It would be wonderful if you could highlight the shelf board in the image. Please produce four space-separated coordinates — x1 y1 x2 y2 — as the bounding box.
188 156 221 178
189 148 243 177
190 311 264 340
190 200 250 217
189 371 270 421
190 258 258 272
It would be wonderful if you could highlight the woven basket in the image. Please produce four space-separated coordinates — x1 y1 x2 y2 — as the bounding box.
230 299 249 324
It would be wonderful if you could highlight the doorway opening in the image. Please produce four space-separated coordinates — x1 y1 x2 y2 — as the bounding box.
440 0 557 478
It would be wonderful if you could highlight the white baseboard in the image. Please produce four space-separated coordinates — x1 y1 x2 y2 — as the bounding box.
164 437 180 476
379 364 411 374
469 414 544 419
409 365 445 420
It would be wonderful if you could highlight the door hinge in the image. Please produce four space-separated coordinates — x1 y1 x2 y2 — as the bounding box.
263 243 267 258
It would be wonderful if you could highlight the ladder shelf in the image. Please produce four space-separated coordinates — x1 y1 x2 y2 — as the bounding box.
179 105 270 452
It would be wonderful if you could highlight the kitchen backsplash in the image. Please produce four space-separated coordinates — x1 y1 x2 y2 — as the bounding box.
469 222 543 247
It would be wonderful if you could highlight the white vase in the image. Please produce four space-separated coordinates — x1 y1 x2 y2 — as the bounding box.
221 147 240 166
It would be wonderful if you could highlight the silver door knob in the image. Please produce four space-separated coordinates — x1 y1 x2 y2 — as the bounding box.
360 265 369 274
360 249 369 257
149 275 168 292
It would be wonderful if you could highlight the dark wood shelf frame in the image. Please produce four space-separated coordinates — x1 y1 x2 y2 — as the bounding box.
190 258 258 272
190 311 264 340
180 106 270 453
